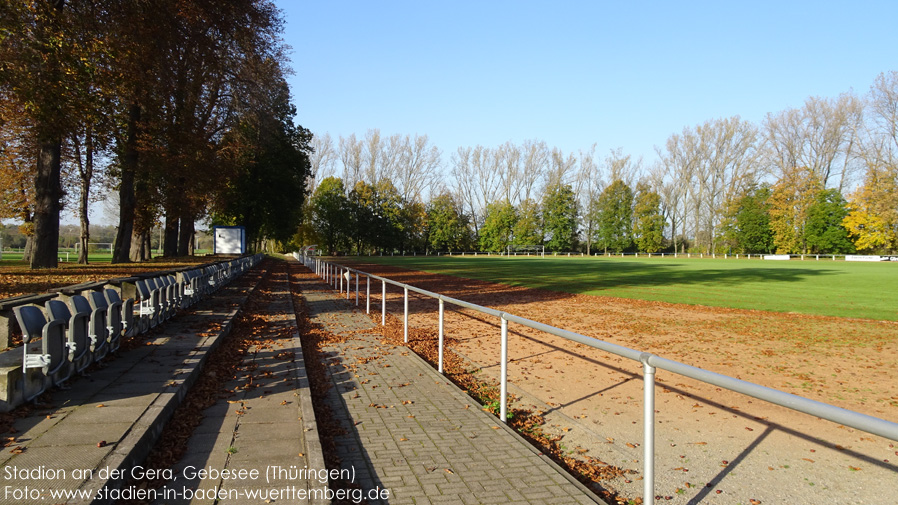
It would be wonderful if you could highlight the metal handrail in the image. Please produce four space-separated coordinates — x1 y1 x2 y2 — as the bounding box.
300 255 898 505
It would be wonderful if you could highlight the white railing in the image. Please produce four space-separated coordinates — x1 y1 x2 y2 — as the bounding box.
298 253 898 505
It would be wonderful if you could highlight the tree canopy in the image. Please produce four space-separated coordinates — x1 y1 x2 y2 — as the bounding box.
0 0 308 266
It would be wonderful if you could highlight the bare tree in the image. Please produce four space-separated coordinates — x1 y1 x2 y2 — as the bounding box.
519 139 549 203
576 144 602 254
450 146 478 232
339 133 363 190
762 93 864 191
498 141 522 204
545 147 577 191
309 132 336 191
657 130 701 253
697 116 759 252
396 134 441 203
864 71 898 169
362 128 383 184
604 147 641 188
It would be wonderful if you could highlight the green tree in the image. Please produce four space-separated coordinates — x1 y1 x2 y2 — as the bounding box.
804 189 854 254
542 183 578 252
373 179 406 253
213 83 312 249
595 179 633 253
348 180 377 254
720 185 774 254
479 201 517 252
633 182 664 253
426 193 473 252
310 176 349 255
513 199 543 247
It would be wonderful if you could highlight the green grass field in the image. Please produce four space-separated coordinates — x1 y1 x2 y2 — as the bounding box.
353 255 898 321
0 249 213 265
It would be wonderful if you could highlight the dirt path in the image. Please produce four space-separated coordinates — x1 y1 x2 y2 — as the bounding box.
345 261 898 505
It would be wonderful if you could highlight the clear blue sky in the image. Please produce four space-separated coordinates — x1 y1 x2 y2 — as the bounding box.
276 0 898 165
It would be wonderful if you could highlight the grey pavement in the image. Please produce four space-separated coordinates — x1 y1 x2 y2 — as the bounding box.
150 267 326 505
298 267 604 505
0 267 265 505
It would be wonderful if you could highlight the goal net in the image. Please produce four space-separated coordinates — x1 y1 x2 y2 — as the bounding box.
75 242 114 254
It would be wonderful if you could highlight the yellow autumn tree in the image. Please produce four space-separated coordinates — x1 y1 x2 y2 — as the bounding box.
842 165 898 253
0 97 35 254
768 166 822 254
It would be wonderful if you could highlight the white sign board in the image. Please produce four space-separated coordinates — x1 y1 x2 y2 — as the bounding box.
846 255 885 262
213 226 246 255
763 254 791 260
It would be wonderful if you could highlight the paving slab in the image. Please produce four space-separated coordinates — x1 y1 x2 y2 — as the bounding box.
149 268 327 505
296 266 605 505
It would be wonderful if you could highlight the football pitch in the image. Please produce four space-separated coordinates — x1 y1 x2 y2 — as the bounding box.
354 255 898 322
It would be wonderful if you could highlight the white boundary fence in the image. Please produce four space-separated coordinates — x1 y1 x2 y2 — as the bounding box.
294 252 898 505
358 250 898 261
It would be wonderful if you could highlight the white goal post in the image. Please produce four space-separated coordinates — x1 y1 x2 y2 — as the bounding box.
74 242 114 253
506 244 545 257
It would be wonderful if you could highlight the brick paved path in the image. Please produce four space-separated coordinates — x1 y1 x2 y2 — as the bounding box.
152 268 326 505
297 269 602 505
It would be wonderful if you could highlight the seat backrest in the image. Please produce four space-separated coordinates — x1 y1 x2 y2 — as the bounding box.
88 291 110 310
71 295 92 315
135 280 150 299
13 306 47 343
104 289 122 305
45 299 73 321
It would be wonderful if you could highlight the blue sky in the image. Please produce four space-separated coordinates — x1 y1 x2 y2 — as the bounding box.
276 0 898 165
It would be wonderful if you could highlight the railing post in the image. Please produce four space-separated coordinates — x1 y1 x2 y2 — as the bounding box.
366 275 371 314
355 272 359 306
340 267 344 294
438 298 444 373
381 280 386 326
500 316 508 423
642 354 656 505
403 286 409 343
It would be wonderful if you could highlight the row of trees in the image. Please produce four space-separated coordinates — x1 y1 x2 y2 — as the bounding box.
304 71 898 255
304 173 666 256
0 0 311 268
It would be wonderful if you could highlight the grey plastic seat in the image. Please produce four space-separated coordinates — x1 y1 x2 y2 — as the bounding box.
135 279 160 330
13 305 69 399
105 289 136 338
45 299 92 374
71 294 108 361
89 291 123 353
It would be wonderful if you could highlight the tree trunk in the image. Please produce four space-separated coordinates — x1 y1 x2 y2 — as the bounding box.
178 208 194 256
31 140 63 269
22 211 34 262
144 231 152 260
113 103 140 263
76 130 93 265
163 204 179 257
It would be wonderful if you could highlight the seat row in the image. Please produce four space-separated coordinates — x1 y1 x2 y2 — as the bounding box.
3 254 262 409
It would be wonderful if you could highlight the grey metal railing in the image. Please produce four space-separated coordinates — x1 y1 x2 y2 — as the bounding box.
297 254 898 505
